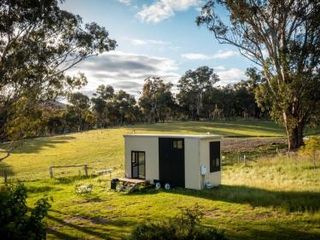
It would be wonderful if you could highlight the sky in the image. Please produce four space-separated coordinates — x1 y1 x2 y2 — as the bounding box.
61 0 255 97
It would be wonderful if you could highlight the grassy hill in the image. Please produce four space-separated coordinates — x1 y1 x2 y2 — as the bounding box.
0 120 320 240
1 120 284 180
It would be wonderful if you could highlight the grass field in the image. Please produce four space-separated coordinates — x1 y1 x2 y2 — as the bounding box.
1 120 320 240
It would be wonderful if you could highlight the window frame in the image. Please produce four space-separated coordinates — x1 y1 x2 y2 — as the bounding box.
131 151 146 179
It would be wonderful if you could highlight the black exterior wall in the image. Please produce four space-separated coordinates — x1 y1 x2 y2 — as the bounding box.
158 138 185 187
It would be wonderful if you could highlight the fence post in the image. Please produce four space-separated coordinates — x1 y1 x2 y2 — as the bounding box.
49 167 53 178
84 165 88 177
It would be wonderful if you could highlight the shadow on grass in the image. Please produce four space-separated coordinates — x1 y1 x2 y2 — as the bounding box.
2 135 76 155
47 209 137 240
247 225 320 240
53 175 94 184
132 120 285 137
130 185 320 213
0 162 14 178
177 185 320 212
26 185 62 193
47 228 80 240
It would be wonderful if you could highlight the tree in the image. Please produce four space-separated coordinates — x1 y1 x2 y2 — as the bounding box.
197 0 320 150
139 76 175 123
0 184 51 240
113 90 138 125
67 92 93 131
0 0 116 141
91 85 114 128
177 66 219 120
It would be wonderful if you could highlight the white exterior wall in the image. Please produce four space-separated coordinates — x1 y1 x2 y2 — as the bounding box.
199 139 221 187
124 136 159 182
184 138 201 190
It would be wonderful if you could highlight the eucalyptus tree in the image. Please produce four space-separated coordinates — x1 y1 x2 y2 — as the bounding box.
197 0 320 150
177 66 219 120
91 85 115 128
67 92 93 132
0 0 116 142
139 76 175 123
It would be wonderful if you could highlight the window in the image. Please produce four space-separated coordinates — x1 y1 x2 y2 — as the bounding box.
173 140 183 149
209 142 221 172
131 151 145 179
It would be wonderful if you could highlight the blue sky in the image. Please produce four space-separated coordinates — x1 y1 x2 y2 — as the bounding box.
61 0 254 96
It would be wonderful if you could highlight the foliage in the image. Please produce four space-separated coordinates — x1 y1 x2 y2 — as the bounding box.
67 92 94 131
300 136 320 168
91 85 140 127
91 85 114 128
177 66 219 120
139 76 176 123
127 205 227 240
197 0 320 150
0 184 51 240
0 0 116 141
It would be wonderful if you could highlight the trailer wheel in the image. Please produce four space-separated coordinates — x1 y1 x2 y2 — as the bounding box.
164 183 171 190
155 182 161 190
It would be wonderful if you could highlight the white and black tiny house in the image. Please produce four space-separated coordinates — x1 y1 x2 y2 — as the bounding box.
124 134 221 190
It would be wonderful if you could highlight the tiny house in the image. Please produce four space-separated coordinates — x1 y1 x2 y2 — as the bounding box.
124 134 221 190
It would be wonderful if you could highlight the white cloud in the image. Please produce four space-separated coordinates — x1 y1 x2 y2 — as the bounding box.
213 65 226 70
181 53 211 60
68 51 180 96
213 50 239 59
137 0 202 23
129 38 171 46
216 68 245 85
117 0 131 6
182 50 239 60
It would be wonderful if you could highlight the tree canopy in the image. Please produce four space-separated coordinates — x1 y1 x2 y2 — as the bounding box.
0 0 116 141
177 66 219 120
197 0 320 150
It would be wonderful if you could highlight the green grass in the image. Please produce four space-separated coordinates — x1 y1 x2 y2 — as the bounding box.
1 120 320 240
0 120 285 181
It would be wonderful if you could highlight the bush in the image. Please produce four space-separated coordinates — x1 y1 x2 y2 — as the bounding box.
127 205 227 240
0 184 51 240
300 136 320 168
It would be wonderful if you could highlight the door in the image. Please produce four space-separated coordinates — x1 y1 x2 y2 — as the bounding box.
159 138 185 187
131 151 145 179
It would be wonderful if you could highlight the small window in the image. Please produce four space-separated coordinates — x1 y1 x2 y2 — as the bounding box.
173 140 183 149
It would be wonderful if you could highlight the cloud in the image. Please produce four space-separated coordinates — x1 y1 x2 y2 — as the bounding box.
216 68 245 85
117 0 131 6
68 51 180 96
213 50 239 59
129 38 171 46
181 53 211 60
137 0 201 23
182 50 239 60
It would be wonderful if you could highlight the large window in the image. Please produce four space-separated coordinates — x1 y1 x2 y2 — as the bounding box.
131 151 145 179
209 142 221 172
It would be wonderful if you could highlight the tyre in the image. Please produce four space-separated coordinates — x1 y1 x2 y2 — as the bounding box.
164 183 171 190
155 182 161 190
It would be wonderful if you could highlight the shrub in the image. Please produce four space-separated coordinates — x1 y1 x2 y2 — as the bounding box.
300 136 320 168
0 183 51 240
127 205 227 240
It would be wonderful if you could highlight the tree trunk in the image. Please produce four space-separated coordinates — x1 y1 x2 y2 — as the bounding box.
287 123 304 151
